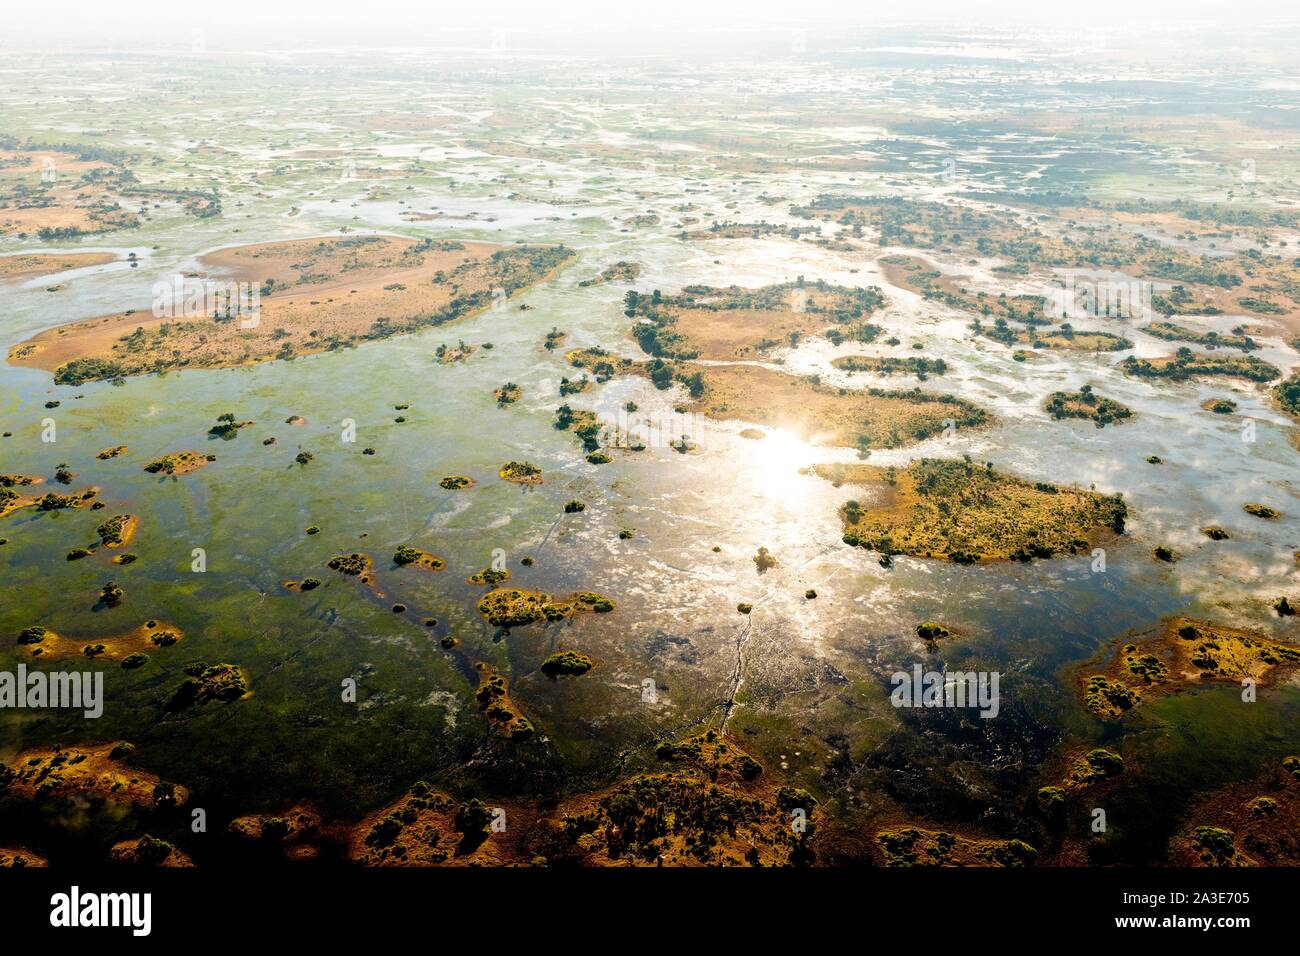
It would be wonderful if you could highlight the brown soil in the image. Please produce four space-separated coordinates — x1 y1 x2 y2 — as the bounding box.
1166 760 1300 865
0 252 116 281
8 235 569 383
685 363 987 449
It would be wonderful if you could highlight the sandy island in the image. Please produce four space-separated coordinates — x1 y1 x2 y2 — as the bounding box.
0 251 117 281
8 235 572 384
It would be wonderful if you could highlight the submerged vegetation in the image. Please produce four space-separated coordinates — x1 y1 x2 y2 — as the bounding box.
8 47 1300 874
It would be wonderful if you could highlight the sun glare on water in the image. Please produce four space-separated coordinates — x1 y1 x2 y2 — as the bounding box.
747 428 817 507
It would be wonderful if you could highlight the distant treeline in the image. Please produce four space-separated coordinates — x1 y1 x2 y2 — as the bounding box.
0 135 131 166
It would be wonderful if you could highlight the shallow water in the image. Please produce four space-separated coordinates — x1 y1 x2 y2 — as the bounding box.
1 42 1298 863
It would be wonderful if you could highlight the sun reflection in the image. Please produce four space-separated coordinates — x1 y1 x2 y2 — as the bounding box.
747 428 816 506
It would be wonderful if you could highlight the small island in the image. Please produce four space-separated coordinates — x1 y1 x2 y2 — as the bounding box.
95 514 138 548
819 458 1127 563
468 568 510 586
1081 617 1300 719
1043 385 1133 427
1202 397 1238 414
540 650 594 677
499 461 543 485
392 547 445 572
435 340 475 364
326 552 377 587
3 743 189 808
577 260 642 287
475 666 534 740
208 412 254 437
476 587 615 628
164 661 251 715
1121 351 1279 384
16 619 182 661
143 451 215 475
1243 502 1281 519
8 237 571 384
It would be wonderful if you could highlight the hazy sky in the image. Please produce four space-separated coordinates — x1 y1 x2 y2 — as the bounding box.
3 0 1297 49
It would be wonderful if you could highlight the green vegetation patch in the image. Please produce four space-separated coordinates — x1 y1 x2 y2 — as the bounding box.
327 552 373 576
1121 351 1279 383
499 461 543 484
476 587 614 629
1243 503 1281 519
95 514 136 547
876 826 1037 867
915 621 952 641
540 650 594 677
392 547 445 572
1044 385 1133 427
1145 321 1256 351
832 355 948 379
1083 618 1300 719
143 451 214 475
164 662 248 714
827 458 1126 563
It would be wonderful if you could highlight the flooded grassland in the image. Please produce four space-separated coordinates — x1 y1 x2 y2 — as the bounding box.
1 39 1298 867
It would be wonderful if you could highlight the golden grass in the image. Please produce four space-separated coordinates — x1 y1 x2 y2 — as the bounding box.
1167 759 1300 866
875 826 1037 867
1080 617 1300 720
143 451 213 475
9 236 570 383
475 587 614 628
819 458 1126 563
4 743 189 807
393 547 445 572
22 619 184 661
687 364 987 450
